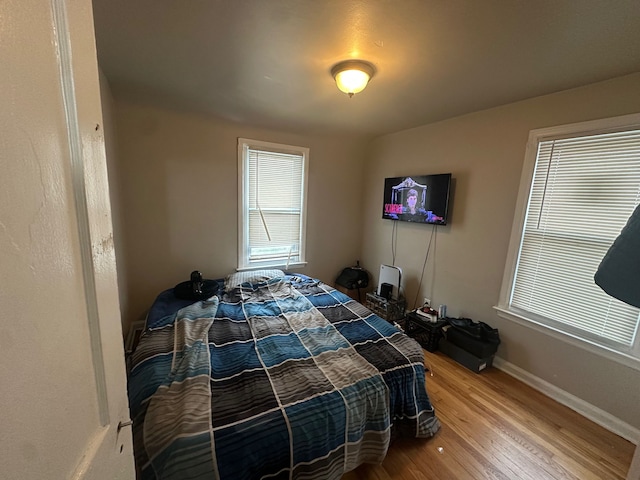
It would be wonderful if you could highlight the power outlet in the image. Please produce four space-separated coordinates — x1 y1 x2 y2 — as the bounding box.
423 297 431 307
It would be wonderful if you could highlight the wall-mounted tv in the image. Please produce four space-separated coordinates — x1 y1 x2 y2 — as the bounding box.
382 173 452 225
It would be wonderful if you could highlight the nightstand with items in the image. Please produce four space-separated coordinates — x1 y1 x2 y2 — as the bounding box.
404 310 447 352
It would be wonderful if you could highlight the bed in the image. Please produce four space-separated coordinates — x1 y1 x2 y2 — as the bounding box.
128 271 440 480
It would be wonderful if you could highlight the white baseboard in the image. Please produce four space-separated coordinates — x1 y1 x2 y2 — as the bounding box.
493 356 640 445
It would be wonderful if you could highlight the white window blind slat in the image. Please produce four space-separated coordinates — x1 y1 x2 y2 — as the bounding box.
511 127 640 347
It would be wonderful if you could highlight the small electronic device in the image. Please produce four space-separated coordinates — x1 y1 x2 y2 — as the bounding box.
378 264 402 300
379 282 393 300
190 270 204 296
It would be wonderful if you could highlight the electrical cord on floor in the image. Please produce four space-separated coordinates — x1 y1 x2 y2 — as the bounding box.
424 358 435 377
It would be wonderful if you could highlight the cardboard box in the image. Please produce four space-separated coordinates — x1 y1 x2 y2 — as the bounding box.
439 338 494 373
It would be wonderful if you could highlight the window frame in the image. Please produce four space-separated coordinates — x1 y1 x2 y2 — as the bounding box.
237 138 309 271
495 113 640 371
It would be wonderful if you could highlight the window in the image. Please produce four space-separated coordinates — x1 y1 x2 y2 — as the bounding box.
237 138 309 270
497 113 640 365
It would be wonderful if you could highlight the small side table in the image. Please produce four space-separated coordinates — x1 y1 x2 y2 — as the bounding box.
404 311 447 352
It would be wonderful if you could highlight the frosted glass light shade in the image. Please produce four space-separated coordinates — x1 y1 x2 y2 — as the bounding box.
331 60 375 97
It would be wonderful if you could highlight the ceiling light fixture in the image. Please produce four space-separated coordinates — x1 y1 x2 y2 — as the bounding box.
331 60 376 98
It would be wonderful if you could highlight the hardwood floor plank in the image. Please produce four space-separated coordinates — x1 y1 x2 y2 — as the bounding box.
343 350 634 480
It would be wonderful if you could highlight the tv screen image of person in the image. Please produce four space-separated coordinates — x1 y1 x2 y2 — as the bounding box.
382 173 451 225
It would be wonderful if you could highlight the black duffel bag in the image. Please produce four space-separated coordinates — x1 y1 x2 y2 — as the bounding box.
446 317 500 358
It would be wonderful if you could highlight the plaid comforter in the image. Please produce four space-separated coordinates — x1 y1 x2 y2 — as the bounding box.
128 275 440 480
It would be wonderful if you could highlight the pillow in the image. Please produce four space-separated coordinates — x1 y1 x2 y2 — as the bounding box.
224 269 285 290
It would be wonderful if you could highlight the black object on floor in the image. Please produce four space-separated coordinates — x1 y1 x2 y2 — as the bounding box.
439 338 494 373
446 317 500 358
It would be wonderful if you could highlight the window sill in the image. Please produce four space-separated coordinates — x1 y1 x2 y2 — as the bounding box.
237 262 307 272
493 305 640 372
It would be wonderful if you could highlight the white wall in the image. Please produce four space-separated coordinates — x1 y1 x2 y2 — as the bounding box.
361 72 640 430
111 99 370 331
99 72 129 332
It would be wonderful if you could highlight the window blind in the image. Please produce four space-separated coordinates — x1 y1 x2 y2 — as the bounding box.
246 148 304 265
511 129 640 347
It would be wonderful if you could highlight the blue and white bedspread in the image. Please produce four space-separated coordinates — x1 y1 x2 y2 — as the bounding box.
128 275 440 480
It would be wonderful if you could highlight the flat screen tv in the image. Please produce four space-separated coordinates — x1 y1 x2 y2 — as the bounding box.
382 173 452 225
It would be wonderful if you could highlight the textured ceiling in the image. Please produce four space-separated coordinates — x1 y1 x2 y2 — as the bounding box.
92 0 640 136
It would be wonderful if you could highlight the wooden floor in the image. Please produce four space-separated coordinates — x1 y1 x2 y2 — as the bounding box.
343 350 634 480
